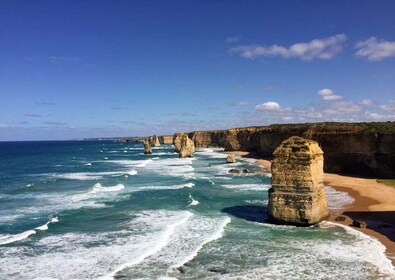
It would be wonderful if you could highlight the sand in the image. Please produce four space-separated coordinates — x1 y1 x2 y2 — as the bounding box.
239 153 395 266
324 173 395 265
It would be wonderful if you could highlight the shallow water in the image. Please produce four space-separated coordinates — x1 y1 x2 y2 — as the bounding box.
0 141 393 279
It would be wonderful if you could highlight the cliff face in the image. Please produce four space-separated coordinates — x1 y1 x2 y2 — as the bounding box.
268 136 329 226
181 122 395 178
158 135 173 144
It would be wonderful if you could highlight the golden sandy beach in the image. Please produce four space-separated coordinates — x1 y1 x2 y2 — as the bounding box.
226 151 395 266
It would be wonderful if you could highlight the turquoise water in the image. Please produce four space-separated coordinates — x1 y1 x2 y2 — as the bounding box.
0 141 393 279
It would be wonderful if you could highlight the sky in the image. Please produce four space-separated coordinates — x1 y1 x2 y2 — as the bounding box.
1 0 395 141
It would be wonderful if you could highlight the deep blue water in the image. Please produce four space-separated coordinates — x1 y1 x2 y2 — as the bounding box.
0 140 393 279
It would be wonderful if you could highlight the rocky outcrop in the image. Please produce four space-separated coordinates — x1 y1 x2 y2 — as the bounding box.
268 136 329 226
173 133 185 153
226 155 236 163
158 135 173 145
178 134 195 158
143 139 152 154
149 134 160 147
183 122 395 178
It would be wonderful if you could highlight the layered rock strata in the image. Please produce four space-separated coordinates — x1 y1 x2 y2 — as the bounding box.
143 139 152 154
268 136 329 226
178 134 195 158
174 122 395 178
158 135 173 144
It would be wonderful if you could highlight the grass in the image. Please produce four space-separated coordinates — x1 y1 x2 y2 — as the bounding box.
377 179 395 187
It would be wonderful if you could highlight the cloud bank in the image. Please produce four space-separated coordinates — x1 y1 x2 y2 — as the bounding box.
230 34 347 60
355 37 395 61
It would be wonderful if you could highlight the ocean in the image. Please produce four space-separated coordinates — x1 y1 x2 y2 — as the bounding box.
0 140 393 279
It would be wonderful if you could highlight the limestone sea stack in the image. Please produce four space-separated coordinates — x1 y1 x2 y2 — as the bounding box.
226 155 236 163
268 136 329 226
179 134 195 158
149 134 161 147
173 133 185 153
143 139 152 154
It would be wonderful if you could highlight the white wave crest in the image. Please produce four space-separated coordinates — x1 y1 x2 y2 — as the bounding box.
0 217 59 245
187 194 200 207
222 183 271 191
325 186 355 210
89 183 125 194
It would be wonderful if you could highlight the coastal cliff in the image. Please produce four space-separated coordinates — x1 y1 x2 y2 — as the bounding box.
158 135 173 144
173 122 395 178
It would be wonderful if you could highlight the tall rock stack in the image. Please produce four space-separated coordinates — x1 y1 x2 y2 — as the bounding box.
179 134 195 158
149 134 161 147
173 133 185 153
268 136 329 226
143 139 152 154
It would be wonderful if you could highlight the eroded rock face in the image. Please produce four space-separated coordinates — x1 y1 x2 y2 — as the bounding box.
179 134 195 158
143 139 152 154
226 155 236 163
158 135 173 144
184 122 395 178
149 134 161 147
173 133 185 153
268 136 329 226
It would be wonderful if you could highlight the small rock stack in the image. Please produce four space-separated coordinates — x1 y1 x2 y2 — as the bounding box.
178 134 195 158
268 136 329 226
226 155 236 163
149 134 161 147
143 139 152 154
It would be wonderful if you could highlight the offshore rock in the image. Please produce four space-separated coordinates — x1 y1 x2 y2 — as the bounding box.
228 169 240 174
226 155 236 163
173 133 185 153
268 136 329 226
179 134 195 158
149 134 161 147
143 139 152 154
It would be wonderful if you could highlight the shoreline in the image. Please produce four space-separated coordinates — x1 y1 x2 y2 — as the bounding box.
226 151 395 266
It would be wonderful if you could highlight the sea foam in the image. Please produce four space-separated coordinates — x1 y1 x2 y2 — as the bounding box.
0 217 59 245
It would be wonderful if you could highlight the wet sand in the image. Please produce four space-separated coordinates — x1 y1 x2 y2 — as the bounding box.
226 151 395 266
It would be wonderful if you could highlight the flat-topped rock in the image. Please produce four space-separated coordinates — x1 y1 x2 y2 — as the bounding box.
268 136 329 226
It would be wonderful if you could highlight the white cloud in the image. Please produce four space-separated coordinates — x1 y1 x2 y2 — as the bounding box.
255 101 281 111
230 34 347 60
355 37 395 61
359 99 374 106
318 88 343 101
368 113 384 120
380 105 395 111
249 92 395 125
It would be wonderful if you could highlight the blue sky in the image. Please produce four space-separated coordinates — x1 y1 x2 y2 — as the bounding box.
1 0 395 140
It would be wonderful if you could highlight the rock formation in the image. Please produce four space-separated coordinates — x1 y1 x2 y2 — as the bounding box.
178 134 195 158
226 155 236 163
158 135 173 144
143 139 152 154
173 133 185 153
268 136 329 226
179 122 395 178
149 134 161 147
